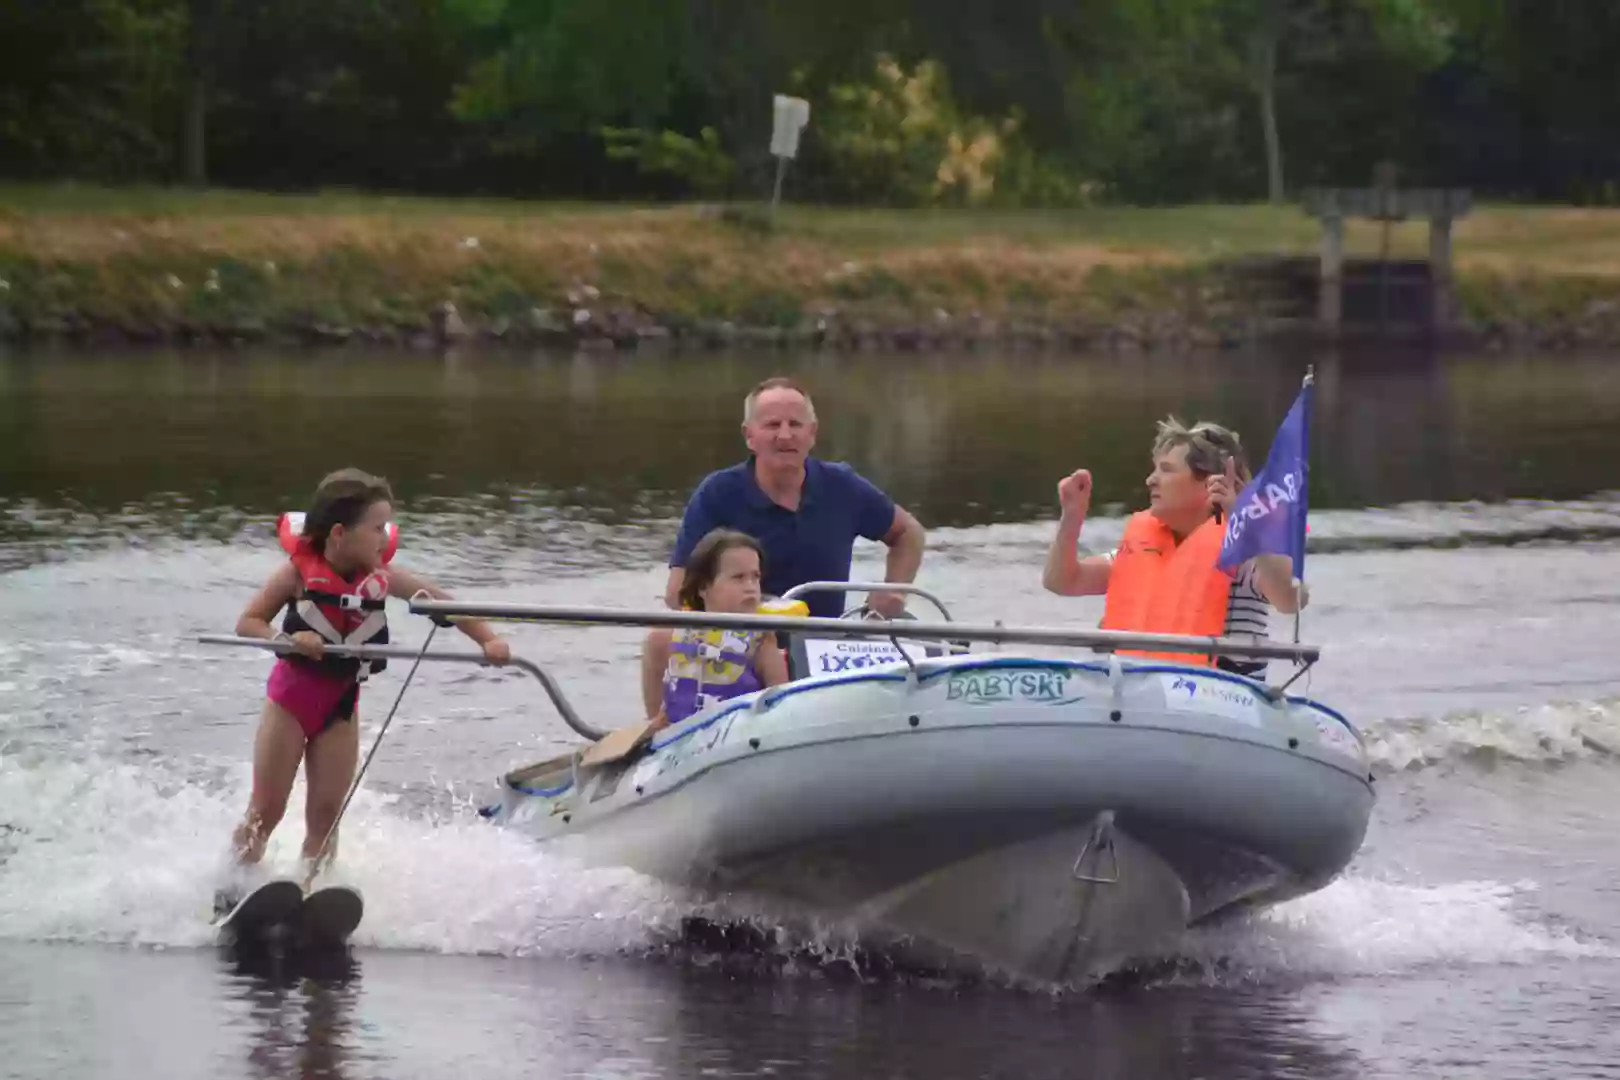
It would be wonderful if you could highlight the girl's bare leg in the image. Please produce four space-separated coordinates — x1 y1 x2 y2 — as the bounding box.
301 706 360 878
232 701 308 864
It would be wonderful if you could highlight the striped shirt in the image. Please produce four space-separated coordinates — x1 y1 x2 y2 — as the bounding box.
1216 560 1272 678
1102 550 1272 677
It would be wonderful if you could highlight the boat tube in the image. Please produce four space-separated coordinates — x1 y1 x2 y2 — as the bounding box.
419 583 1373 986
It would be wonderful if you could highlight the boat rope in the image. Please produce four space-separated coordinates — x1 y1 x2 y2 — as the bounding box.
302 595 442 892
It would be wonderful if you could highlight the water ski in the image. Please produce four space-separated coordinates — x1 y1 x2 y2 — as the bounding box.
581 720 656 769
300 884 364 948
214 878 304 940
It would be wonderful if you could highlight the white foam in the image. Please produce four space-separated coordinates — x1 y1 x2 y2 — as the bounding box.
329 810 695 956
0 751 690 955
1164 875 1618 983
1363 699 1620 771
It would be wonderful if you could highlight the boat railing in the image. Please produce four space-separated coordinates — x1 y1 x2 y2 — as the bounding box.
405 600 1322 665
198 605 1322 748
194 634 609 740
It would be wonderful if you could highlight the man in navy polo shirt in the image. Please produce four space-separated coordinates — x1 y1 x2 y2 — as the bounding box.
664 376 927 620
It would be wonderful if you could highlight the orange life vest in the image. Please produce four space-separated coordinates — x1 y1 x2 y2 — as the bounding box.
1099 511 1230 666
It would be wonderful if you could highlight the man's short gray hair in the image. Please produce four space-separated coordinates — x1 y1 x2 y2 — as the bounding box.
743 376 817 423
1152 416 1249 481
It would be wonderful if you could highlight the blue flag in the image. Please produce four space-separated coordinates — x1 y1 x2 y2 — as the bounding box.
1217 378 1312 579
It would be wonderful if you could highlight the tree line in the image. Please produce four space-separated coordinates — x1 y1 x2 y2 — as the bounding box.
3 0 1616 207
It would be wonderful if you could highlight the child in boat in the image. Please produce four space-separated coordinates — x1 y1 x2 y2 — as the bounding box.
1193 423 1310 681
219 467 510 911
641 528 791 730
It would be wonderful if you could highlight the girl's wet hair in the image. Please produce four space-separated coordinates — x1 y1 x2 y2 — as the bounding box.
302 467 394 549
679 529 764 611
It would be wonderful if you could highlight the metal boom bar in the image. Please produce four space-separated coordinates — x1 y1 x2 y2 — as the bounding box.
194 635 607 740
406 601 1321 664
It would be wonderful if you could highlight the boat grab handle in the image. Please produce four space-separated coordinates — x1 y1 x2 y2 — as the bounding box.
1072 811 1121 884
782 580 955 622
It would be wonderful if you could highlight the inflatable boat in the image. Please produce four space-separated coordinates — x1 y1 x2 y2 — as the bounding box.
406 584 1375 986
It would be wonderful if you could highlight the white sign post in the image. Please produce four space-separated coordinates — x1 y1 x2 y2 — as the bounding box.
769 94 810 214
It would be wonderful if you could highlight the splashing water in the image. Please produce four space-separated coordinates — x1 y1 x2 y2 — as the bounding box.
1 748 1611 993
1363 699 1620 772
0 751 693 956
1166 876 1619 986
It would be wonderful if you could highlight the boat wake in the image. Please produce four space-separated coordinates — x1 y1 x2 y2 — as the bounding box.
1361 697 1620 772
1 729 1613 989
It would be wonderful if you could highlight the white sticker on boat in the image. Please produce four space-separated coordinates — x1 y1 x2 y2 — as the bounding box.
1311 715 1363 761
631 755 661 789
945 668 1080 705
802 637 926 675
1158 674 1263 726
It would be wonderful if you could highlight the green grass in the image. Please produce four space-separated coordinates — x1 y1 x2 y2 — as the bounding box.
0 182 638 219
773 203 1322 255
10 182 1620 267
3 183 1620 344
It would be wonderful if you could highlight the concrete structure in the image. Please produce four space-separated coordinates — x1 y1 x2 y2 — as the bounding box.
1300 185 1472 335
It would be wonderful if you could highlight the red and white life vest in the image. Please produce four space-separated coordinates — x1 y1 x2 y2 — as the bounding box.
276 512 398 679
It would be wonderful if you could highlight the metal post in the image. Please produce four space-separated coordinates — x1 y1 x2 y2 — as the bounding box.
1293 364 1315 645
1319 214 1344 331
770 155 788 216
1430 213 1454 332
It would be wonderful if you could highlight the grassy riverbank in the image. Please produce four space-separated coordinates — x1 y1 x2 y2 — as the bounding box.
3 185 1620 351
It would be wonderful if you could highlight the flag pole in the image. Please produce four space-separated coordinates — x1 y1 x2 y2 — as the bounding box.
1292 364 1315 646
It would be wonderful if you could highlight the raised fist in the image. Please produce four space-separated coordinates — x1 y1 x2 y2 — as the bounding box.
1057 469 1093 517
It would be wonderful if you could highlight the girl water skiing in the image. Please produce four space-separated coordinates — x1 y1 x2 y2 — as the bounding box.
218 467 509 912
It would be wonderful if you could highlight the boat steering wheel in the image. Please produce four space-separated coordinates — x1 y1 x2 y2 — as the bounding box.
841 598 972 657
840 603 918 623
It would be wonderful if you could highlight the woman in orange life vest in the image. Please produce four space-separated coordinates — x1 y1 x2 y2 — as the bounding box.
1040 418 1308 670
222 468 510 907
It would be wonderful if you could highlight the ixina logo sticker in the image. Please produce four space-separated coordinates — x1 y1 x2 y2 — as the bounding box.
946 669 1079 705
803 637 924 674
1160 674 1263 725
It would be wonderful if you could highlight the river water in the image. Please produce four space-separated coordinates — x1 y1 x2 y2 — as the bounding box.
2 345 1619 1079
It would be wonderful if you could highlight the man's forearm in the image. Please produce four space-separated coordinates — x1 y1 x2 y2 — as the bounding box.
884 515 925 584
663 567 685 609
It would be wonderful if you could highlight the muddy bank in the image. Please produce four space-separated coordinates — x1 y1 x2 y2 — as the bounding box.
6 277 1618 355
0 294 1274 354
2 207 1618 354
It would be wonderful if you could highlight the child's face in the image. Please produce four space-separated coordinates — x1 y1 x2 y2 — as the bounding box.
699 546 762 613
330 500 393 572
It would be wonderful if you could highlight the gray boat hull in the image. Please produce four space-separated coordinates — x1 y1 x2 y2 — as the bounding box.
481 654 1374 984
